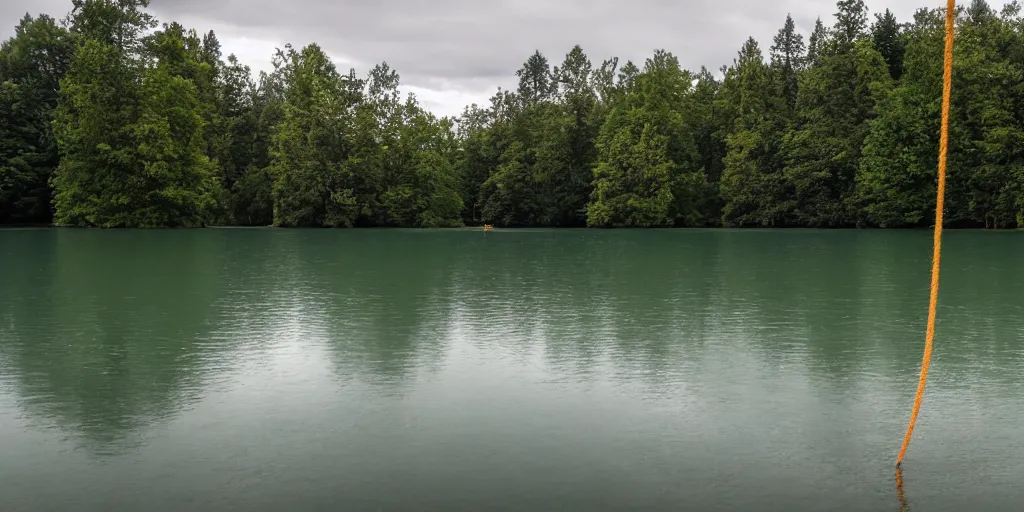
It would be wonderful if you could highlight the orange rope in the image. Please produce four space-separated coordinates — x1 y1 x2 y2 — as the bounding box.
896 0 955 467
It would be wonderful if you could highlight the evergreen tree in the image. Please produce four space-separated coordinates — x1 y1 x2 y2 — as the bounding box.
778 0 892 226
269 44 361 227
720 38 790 226
552 45 600 225
588 49 707 227
807 18 829 68
855 7 942 227
690 67 728 223
834 0 870 52
771 14 806 113
517 50 557 106
588 124 674 227
52 0 216 227
0 14 73 224
872 9 906 80
4 0 1024 230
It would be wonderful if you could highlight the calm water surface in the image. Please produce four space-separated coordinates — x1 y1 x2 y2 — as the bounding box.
2 228 1024 511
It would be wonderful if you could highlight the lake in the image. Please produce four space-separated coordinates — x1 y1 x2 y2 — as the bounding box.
2 228 1024 511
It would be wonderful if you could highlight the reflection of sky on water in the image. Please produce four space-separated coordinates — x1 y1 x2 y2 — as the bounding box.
2 229 1024 510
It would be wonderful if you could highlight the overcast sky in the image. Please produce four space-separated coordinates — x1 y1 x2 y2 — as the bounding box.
0 0 1010 116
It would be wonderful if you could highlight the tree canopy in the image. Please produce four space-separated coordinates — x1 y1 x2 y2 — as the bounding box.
2 0 1023 228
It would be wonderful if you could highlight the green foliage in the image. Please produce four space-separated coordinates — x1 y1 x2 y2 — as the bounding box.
267 46 462 228
224 61 286 226
781 39 892 226
856 85 936 227
857 2 1024 228
50 0 215 227
834 0 870 51
468 47 602 227
587 49 710 227
268 44 357 227
588 124 674 227
409 151 464 227
807 18 829 68
720 37 791 226
0 14 73 224
872 9 907 80
772 14 806 113
6 0 1024 229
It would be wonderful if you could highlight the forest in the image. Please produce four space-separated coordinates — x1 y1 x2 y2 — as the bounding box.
1 0 1022 228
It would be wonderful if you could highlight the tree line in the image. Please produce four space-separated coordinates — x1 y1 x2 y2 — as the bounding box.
1 0 1022 228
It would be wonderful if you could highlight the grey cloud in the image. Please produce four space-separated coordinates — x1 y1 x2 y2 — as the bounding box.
143 0 946 80
151 0 825 80
0 0 71 36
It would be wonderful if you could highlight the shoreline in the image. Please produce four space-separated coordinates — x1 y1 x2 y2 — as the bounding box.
2 224 1021 232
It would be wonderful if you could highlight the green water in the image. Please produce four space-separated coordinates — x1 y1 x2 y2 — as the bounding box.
1 228 1024 511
